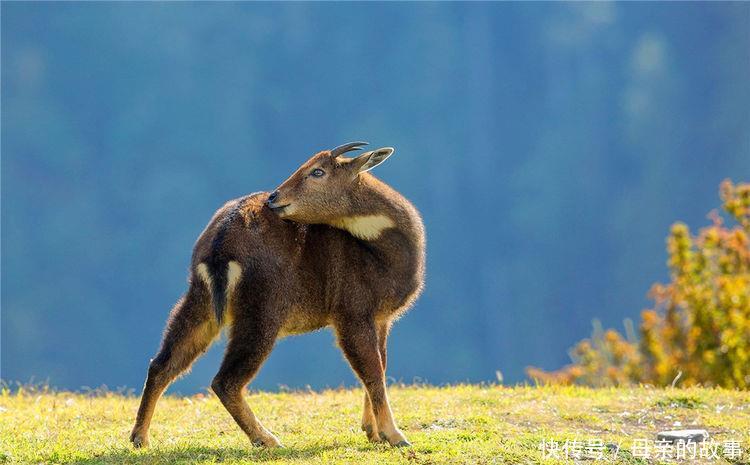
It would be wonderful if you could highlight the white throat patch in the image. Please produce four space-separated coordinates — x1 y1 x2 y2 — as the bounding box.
330 215 395 240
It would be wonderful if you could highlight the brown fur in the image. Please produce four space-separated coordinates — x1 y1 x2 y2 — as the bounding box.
130 144 425 448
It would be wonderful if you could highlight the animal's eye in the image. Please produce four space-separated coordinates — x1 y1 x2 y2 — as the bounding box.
311 168 325 178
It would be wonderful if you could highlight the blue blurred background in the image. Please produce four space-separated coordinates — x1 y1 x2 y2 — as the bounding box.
2 3 749 393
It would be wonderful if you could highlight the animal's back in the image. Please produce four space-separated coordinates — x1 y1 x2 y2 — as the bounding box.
192 192 298 264
191 192 303 322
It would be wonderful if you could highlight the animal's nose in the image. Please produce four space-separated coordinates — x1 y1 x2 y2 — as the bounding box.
267 191 279 204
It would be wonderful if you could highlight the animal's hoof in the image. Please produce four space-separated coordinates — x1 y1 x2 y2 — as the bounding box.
251 433 283 448
129 431 149 448
381 430 411 447
363 425 382 443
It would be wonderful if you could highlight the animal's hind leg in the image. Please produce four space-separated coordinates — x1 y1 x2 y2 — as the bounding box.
211 302 282 448
130 284 218 448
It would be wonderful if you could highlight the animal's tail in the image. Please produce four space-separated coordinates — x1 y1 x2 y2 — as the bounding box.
204 260 242 324
210 263 228 324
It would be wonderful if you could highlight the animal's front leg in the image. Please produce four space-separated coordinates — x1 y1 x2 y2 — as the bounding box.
361 321 391 443
335 317 409 447
361 392 382 442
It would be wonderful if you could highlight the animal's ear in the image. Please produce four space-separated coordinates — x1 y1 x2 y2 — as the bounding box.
350 147 395 173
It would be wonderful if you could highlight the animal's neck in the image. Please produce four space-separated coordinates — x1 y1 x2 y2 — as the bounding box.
328 174 424 251
329 214 395 241
320 174 426 302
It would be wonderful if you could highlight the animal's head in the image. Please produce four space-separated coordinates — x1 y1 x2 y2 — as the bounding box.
266 142 394 223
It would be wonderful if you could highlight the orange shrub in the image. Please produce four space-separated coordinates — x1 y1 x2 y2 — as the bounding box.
527 180 750 388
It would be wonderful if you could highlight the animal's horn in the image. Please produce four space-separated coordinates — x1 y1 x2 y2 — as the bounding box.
330 141 368 157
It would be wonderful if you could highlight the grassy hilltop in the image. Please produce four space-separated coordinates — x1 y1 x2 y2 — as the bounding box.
2 385 749 465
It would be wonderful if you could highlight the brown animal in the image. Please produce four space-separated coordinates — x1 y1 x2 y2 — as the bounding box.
129 142 426 448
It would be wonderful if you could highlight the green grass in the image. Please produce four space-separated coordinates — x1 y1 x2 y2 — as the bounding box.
2 384 749 464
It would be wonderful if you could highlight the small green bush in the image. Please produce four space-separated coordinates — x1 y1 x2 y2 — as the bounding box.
528 180 750 388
